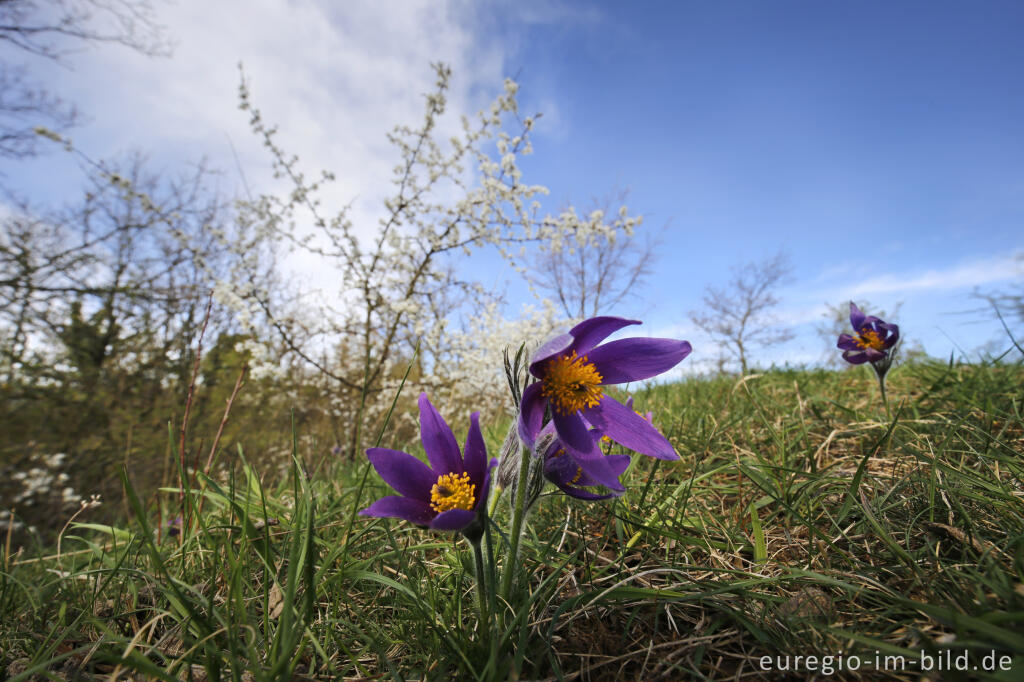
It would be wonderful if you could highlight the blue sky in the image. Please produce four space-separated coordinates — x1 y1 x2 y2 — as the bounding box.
3 1 1022 372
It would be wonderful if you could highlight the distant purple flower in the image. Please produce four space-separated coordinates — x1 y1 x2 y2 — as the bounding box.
360 393 496 533
518 316 690 489
837 302 899 365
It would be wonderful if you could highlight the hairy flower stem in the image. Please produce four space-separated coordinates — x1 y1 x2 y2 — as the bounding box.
499 444 532 602
472 539 491 643
871 363 890 418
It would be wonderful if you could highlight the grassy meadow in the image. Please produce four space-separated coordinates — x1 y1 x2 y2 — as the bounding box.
2 358 1023 680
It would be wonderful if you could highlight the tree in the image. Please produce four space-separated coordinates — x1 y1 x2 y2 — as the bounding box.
230 64 641 456
0 0 169 160
0 149 268 535
689 251 794 374
1 152 242 382
0 149 260 450
525 189 659 320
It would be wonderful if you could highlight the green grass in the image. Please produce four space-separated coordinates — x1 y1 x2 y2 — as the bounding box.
2 359 1023 680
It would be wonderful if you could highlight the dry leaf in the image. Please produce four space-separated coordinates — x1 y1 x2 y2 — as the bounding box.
268 582 284 619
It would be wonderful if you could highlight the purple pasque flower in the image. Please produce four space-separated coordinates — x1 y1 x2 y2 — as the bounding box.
165 515 183 537
837 302 899 365
518 316 690 488
360 393 496 532
541 426 631 500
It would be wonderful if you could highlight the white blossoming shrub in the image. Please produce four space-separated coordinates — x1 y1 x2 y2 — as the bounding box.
437 300 564 417
0 448 98 543
210 64 641 456
2 65 647 545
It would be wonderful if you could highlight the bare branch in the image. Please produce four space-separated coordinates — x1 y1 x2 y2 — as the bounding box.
0 0 170 162
689 251 794 374
525 189 657 319
0 0 171 60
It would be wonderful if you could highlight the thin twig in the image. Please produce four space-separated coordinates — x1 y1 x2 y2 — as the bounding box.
177 293 213 543
196 363 248 520
203 363 248 475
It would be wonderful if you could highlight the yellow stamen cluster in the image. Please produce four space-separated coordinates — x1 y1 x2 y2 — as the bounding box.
541 351 604 415
429 472 476 513
855 329 884 351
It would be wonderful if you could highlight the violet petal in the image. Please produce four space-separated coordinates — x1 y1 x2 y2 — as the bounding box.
359 496 435 525
473 459 497 513
366 448 436 501
849 302 866 330
463 412 487 488
556 483 622 500
543 450 577 486
880 322 900 347
430 508 477 531
567 316 640 357
863 347 886 362
842 350 869 364
518 382 546 446
572 454 631 487
585 396 679 460
837 334 861 351
572 451 627 491
529 332 574 373
587 338 692 384
553 410 597 456
418 393 462 475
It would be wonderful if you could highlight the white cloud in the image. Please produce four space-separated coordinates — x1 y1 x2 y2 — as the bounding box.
651 251 1024 373
2 0 534 302
780 251 1023 327
845 252 1022 297
19 0 508 241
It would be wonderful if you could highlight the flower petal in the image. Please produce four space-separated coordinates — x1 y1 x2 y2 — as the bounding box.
842 349 869 364
473 460 496 513
518 381 546 447
849 302 866 331
606 454 632 477
366 448 435 501
553 410 597 456
430 508 477 531
837 334 861 351
572 451 627 491
570 453 631 488
547 432 627 491
359 495 435 526
554 481 622 500
587 338 692 384
584 396 679 460
529 332 574 372
880 322 900 348
463 412 487 488
543 447 579 486
863 347 886 362
567 316 640 356
418 393 462 475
